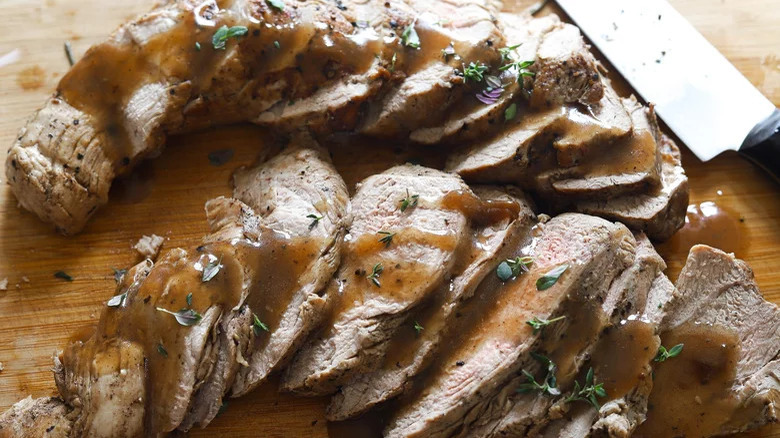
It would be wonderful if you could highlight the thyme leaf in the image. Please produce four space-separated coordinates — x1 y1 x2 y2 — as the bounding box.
399 189 419 212
536 264 568 290
307 213 323 230
367 263 383 287
156 307 203 326
505 103 517 121
565 367 607 409
496 256 534 281
414 321 424 335
462 61 489 82
253 314 270 336
202 256 223 282
378 231 396 247
212 25 248 50
186 293 193 307
401 21 420 49
526 315 566 334
107 293 127 307
157 343 168 358
517 353 560 396
654 343 684 362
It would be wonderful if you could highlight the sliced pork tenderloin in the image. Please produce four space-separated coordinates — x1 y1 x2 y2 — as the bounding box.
327 186 537 420
464 233 664 438
573 134 689 241
0 396 75 438
633 245 780 437
385 213 636 438
281 165 478 396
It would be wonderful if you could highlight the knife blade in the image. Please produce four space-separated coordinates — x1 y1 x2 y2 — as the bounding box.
556 0 779 177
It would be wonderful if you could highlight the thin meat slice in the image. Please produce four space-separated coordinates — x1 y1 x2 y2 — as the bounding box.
281 165 475 396
385 213 636 438
181 145 350 428
634 245 780 437
359 0 504 138
327 186 537 420
573 134 689 241
409 13 558 145
446 83 631 184
0 396 75 438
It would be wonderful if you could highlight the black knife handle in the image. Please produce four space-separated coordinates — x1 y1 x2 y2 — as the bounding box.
739 108 780 183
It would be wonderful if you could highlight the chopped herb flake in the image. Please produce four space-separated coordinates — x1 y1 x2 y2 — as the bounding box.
112 268 127 284
195 41 201 51
186 293 193 307
202 256 223 282
54 271 73 282
401 22 420 49
378 231 396 247
307 213 323 230
267 0 285 11
414 321 424 335
107 293 127 308
253 314 270 335
367 263 383 287
157 343 168 357
536 264 568 290
505 103 517 121
212 25 248 50
400 189 419 212
496 256 533 281
156 307 203 326
274 40 280 49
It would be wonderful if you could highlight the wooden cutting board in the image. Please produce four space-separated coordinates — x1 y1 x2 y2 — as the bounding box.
0 0 777 436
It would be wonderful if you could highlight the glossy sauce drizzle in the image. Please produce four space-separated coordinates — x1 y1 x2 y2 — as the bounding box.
660 201 746 258
635 322 740 438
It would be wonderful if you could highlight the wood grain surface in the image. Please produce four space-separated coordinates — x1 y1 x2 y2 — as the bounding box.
0 0 777 436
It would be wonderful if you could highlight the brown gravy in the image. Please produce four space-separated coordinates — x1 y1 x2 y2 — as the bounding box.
590 317 659 401
634 322 740 438
659 201 746 259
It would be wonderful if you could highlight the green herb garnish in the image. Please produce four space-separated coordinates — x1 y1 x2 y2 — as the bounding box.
186 293 193 307
307 213 323 230
273 40 280 49
536 264 568 290
498 43 521 63
367 263 383 287
267 0 285 11
212 25 249 50
526 315 566 334
499 59 535 82
54 271 73 282
401 22 420 49
496 256 533 282
654 343 683 362
462 62 488 82
565 367 607 409
517 353 560 396
399 189 419 212
157 343 168 357
378 231 396 247
202 256 223 282
112 268 127 284
253 314 269 336
107 293 127 307
195 41 201 51
414 321 424 335
156 307 203 326
505 103 517 121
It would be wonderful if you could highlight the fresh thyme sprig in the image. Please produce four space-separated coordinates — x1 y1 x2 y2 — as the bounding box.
462 62 489 82
496 256 534 281
654 343 684 362
564 367 607 409
307 213 323 230
400 189 419 212
378 231 396 247
517 353 560 396
526 315 566 334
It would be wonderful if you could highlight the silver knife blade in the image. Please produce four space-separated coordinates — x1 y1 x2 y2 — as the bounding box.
556 0 776 161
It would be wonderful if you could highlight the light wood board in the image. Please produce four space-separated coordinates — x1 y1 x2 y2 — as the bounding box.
0 0 777 436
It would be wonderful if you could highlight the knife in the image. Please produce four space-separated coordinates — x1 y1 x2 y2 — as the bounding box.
556 0 780 180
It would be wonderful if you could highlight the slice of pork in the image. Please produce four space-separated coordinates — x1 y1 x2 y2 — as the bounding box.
181 144 351 428
281 165 476 395
385 213 636 438
573 134 689 241
0 396 75 438
327 186 537 420
633 245 780 437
